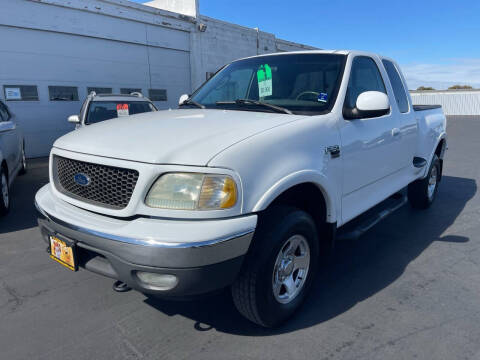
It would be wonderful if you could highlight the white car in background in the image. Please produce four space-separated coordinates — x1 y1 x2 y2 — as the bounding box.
0 100 26 216
68 92 158 128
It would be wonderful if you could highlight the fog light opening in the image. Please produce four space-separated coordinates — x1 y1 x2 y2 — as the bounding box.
136 272 178 291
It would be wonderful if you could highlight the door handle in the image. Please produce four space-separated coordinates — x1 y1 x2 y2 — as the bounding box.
391 128 400 137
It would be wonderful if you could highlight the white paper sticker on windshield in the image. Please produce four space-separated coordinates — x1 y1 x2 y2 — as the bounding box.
116 103 129 117
257 64 272 98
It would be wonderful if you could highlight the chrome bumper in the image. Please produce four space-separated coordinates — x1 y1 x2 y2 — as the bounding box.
35 185 257 296
35 184 257 268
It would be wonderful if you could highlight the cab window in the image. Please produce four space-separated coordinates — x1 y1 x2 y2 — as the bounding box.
345 56 387 110
382 60 409 113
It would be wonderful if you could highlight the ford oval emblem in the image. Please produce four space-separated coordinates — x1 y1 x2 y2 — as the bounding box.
74 173 90 186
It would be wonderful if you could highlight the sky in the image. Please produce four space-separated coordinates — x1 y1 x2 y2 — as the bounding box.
131 0 480 90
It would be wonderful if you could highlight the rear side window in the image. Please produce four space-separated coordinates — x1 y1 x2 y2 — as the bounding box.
382 60 409 113
345 56 386 109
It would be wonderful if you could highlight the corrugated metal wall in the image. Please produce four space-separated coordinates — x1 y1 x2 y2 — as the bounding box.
410 91 480 115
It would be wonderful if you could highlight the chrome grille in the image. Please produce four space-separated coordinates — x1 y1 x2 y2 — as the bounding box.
53 155 139 209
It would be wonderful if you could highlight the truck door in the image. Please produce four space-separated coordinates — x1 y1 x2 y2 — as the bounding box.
339 56 403 223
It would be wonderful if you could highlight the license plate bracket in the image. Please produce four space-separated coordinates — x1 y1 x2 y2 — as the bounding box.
49 235 78 271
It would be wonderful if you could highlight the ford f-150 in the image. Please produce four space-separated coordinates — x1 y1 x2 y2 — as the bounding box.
35 50 447 327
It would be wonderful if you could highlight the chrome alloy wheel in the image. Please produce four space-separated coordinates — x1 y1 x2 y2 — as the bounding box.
1 172 8 209
272 234 310 304
427 166 438 200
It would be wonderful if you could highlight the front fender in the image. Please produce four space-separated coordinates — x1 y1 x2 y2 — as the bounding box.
252 170 337 223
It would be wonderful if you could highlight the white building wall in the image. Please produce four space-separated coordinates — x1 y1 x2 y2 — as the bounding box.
0 0 314 157
1 0 194 157
410 91 480 116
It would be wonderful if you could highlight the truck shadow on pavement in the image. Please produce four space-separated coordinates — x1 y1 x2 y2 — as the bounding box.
0 159 49 234
144 175 476 335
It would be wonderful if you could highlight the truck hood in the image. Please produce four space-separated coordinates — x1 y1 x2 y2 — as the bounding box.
54 109 305 165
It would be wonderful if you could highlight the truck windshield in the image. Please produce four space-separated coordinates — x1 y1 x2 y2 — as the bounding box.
189 54 346 115
86 101 156 124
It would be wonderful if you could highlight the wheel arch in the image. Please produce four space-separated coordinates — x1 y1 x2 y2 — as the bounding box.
252 170 337 224
252 174 337 254
424 134 446 179
433 136 446 180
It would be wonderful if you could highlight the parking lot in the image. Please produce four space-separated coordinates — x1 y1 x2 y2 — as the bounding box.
0 116 479 360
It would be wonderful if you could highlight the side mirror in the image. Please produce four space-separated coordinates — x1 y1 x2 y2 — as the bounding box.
344 91 390 120
178 94 190 106
68 115 80 124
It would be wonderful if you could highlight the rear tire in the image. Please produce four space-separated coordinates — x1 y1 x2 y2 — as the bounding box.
408 154 441 209
0 167 10 216
231 206 319 327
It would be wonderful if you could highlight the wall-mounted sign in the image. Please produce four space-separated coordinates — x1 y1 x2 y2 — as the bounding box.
5 88 21 100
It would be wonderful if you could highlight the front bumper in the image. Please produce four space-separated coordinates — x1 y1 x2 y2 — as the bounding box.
35 184 257 297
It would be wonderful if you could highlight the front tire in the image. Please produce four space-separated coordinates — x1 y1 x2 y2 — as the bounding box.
0 167 10 216
408 154 441 209
231 206 319 327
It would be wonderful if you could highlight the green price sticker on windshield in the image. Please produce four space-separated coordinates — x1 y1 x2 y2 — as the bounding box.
257 64 272 98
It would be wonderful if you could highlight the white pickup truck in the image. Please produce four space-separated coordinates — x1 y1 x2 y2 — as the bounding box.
35 50 446 327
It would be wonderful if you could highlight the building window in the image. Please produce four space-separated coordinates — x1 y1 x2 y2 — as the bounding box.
3 85 39 101
121 88 142 95
48 86 79 101
87 87 112 95
148 89 168 101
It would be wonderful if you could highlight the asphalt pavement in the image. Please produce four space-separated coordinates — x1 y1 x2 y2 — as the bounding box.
1 116 480 360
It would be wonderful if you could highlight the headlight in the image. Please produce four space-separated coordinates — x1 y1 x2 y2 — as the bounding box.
145 173 237 210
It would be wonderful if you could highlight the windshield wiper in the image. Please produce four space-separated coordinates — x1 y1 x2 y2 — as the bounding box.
179 98 205 109
216 99 292 115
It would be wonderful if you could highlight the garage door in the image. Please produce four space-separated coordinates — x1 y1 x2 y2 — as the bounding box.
0 24 191 157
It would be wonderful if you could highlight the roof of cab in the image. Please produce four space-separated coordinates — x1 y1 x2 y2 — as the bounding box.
233 49 388 62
